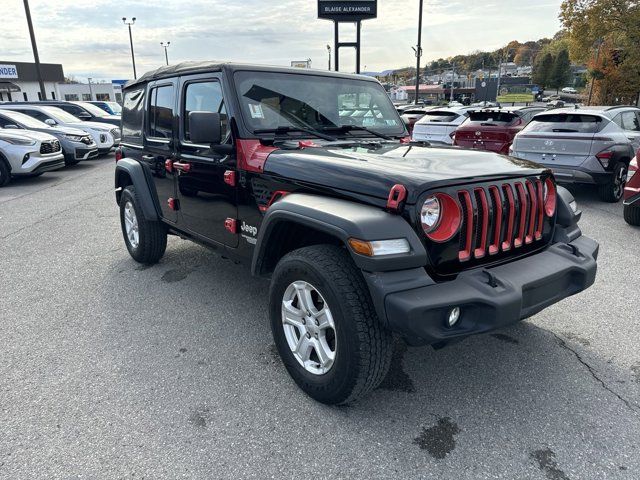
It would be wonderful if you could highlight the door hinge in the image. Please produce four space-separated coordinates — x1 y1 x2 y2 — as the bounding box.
168 197 180 211
224 170 236 187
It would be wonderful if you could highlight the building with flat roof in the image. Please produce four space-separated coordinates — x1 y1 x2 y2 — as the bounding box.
0 61 64 102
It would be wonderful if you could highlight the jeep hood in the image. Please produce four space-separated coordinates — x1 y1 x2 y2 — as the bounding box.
263 143 547 204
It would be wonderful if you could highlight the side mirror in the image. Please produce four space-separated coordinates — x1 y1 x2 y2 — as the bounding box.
45 119 57 126
189 111 221 145
76 112 92 120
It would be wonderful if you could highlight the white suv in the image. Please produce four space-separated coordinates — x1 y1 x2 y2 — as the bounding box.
0 105 118 156
0 130 65 187
411 107 475 145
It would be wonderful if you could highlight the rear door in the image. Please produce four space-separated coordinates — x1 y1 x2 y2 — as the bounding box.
141 80 178 223
614 111 640 150
514 113 605 167
174 74 237 247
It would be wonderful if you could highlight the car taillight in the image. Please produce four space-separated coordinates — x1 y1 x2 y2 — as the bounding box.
115 147 123 162
510 117 523 127
421 193 462 242
543 178 557 217
595 149 614 168
627 157 638 183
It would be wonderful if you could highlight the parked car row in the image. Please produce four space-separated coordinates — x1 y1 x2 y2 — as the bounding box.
410 103 640 204
0 100 121 187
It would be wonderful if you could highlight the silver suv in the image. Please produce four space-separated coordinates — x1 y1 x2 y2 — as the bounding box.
511 108 636 202
0 130 65 187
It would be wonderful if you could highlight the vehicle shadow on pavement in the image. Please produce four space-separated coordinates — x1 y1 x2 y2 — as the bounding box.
96 239 640 478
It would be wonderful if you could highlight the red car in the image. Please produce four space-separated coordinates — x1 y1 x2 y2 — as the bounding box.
623 148 640 225
453 107 544 154
400 107 432 135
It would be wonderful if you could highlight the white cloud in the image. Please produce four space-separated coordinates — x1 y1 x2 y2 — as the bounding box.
3 0 563 81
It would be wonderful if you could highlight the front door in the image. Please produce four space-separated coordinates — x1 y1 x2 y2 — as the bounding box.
174 75 237 246
141 80 178 223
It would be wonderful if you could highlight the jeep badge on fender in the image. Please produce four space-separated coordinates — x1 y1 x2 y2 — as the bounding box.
114 62 599 405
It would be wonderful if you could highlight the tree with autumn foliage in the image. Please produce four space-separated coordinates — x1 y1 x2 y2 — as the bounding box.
560 0 640 105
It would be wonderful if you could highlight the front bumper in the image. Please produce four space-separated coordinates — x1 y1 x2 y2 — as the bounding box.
364 235 598 346
13 155 66 176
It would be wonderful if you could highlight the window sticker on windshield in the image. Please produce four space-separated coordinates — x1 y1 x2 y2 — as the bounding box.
386 119 398 126
249 104 265 119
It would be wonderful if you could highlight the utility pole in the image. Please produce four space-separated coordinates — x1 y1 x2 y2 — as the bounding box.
588 40 603 106
413 0 424 105
495 52 503 104
122 17 137 79
161 42 170 66
326 44 331 71
87 78 93 101
23 0 46 100
450 63 455 103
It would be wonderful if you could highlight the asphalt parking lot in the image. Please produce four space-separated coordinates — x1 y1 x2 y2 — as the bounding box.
1 156 639 479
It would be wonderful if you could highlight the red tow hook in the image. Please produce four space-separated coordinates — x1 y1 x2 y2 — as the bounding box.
387 184 407 212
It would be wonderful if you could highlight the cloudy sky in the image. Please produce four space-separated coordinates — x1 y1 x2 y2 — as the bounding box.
4 0 563 82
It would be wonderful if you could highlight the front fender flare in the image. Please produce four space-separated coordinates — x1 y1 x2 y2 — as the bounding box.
252 193 427 275
115 158 159 221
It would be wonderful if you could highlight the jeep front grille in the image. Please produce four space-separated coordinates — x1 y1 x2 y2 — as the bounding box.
40 140 61 154
421 175 555 276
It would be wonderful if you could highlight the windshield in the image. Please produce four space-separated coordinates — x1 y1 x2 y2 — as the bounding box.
106 102 122 114
75 102 110 117
1 109 49 129
42 106 85 123
467 111 519 125
234 71 404 136
524 113 605 134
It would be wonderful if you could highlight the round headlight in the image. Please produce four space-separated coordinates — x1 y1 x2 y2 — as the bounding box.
421 196 441 233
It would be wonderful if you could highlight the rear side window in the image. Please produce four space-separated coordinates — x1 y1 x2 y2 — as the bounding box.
419 111 459 123
148 85 174 139
620 112 640 132
467 111 518 125
524 114 605 134
183 81 227 142
122 88 145 143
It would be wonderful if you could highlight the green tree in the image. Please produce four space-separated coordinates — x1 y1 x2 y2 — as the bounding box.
549 49 572 92
533 53 554 88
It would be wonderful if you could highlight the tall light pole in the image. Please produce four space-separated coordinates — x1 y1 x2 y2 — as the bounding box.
23 0 46 100
122 17 137 79
326 44 331 71
87 77 93 101
413 0 424 105
160 41 170 66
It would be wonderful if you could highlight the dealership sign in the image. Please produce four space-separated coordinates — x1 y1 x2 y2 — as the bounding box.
0 65 18 79
318 0 377 21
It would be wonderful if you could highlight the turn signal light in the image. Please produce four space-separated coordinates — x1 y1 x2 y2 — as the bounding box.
115 147 123 162
348 238 411 257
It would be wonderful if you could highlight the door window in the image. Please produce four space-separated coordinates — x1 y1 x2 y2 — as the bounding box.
20 109 50 123
148 85 175 139
620 111 640 132
182 81 227 142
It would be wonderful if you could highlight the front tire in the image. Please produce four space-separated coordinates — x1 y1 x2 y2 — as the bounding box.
598 162 627 203
269 245 393 405
0 158 10 187
119 185 167 264
624 204 640 226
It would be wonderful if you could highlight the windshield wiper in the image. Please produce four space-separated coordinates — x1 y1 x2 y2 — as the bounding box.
254 126 336 142
322 125 394 140
552 128 579 133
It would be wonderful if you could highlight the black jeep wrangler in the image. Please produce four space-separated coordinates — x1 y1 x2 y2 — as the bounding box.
115 63 598 404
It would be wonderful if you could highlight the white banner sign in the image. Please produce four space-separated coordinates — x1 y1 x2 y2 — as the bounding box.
0 65 19 79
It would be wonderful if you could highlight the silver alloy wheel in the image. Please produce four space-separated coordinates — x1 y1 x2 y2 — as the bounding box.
281 281 337 375
613 165 627 200
123 201 140 249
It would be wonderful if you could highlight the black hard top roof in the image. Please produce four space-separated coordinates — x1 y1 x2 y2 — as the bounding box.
124 61 379 90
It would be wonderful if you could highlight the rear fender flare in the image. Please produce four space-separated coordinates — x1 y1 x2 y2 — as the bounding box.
115 158 159 221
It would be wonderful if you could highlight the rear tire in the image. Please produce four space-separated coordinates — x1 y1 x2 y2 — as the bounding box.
0 158 10 187
119 185 167 264
624 204 640 226
598 162 627 203
269 245 393 405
